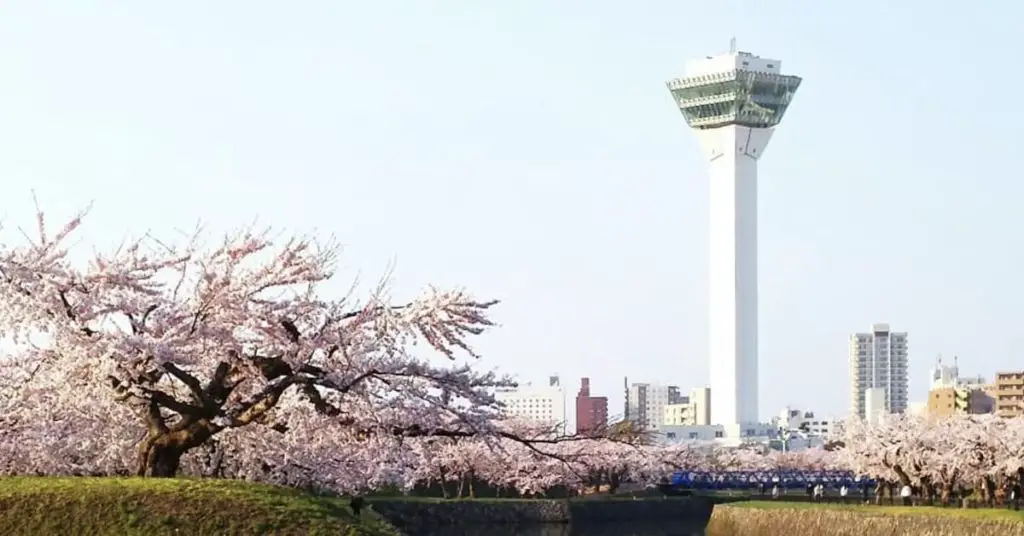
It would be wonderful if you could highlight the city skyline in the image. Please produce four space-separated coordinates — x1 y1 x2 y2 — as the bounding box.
0 2 1021 421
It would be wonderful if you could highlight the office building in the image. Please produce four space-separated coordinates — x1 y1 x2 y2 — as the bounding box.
666 42 802 429
495 376 567 434
849 323 909 419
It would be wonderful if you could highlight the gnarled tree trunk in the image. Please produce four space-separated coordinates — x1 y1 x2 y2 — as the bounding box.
136 418 217 477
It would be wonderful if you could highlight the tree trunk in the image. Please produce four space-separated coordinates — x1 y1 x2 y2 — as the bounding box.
891 464 912 487
608 471 620 495
136 412 219 478
921 478 935 505
439 468 450 499
148 444 183 477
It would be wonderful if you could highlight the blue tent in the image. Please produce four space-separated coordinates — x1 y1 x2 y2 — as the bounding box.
668 470 875 490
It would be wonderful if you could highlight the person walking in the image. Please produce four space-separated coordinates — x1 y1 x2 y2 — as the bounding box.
900 484 913 507
840 484 849 504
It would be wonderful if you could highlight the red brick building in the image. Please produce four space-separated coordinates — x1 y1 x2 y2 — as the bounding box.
575 377 608 435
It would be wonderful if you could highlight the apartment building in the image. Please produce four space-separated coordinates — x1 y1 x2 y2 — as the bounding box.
849 323 909 419
574 377 609 435
625 382 685 428
994 371 1024 418
663 387 711 426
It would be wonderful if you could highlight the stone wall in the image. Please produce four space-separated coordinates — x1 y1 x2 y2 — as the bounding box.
371 496 714 533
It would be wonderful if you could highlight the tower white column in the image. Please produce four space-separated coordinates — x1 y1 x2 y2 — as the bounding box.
666 46 801 433
695 125 773 426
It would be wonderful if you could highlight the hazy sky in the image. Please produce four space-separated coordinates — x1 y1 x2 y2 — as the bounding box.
1 1 1020 423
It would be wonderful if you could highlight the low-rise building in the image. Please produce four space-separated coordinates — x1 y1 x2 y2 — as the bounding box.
655 422 777 447
927 386 995 417
770 407 832 437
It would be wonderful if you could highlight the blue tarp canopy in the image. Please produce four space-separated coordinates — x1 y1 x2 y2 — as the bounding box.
668 470 876 490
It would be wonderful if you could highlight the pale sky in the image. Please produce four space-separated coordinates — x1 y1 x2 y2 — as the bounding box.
1 1 1021 424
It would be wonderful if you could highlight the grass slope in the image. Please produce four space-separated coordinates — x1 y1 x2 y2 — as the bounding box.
0 477 400 536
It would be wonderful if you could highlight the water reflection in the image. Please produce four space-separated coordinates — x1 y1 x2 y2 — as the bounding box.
408 522 706 536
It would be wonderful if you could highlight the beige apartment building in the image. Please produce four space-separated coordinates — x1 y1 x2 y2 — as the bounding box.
926 386 994 417
995 372 1024 418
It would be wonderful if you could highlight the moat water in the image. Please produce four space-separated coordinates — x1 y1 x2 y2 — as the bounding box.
407 522 707 536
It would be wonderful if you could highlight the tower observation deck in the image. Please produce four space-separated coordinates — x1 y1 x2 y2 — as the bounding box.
665 48 801 433
667 51 801 130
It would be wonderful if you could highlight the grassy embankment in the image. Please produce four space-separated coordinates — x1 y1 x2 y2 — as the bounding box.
708 500 1024 536
0 477 400 536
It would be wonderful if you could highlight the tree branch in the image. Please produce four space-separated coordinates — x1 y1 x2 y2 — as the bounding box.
162 363 206 406
144 388 205 417
229 377 297 427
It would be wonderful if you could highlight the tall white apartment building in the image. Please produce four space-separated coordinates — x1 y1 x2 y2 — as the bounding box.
495 376 567 434
625 382 684 428
849 323 909 419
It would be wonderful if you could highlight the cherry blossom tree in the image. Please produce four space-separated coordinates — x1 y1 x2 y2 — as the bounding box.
833 413 1024 505
0 206 516 480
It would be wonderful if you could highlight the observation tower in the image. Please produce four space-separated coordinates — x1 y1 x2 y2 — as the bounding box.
665 42 801 432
